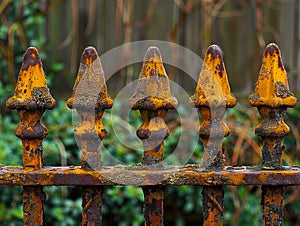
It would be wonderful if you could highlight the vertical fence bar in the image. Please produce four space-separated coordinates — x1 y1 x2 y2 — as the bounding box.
249 43 297 225
6 47 56 225
190 45 236 225
67 47 113 225
130 47 178 226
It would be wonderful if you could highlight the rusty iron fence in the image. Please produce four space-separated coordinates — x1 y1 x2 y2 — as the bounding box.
2 43 300 226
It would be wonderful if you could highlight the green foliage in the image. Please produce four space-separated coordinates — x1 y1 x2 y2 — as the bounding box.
223 186 262 226
224 104 261 165
0 1 46 86
42 102 78 166
0 0 64 93
103 186 144 226
43 186 82 225
0 110 22 166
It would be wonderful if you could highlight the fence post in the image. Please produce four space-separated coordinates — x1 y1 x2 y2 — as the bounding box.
190 45 236 225
249 43 297 225
130 46 178 225
67 46 113 225
6 47 56 225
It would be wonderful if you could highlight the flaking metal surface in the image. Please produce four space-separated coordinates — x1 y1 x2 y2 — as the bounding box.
191 44 236 225
130 47 177 226
0 166 299 186
67 46 112 225
249 43 297 226
6 47 55 226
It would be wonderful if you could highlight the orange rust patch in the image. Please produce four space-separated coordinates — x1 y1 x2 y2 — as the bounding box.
190 44 236 170
249 43 297 108
130 47 178 111
190 44 236 109
6 47 55 111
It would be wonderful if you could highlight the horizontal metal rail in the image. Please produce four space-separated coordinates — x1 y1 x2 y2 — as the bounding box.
0 166 299 186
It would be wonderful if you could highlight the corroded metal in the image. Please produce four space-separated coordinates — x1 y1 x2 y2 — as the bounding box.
22 186 46 225
202 186 223 225
6 47 55 226
67 46 113 226
261 186 283 225
67 46 113 170
130 46 178 165
0 165 300 186
191 45 236 226
143 187 164 226
6 47 56 168
130 47 177 226
190 44 236 169
82 186 104 225
249 43 297 226
249 43 297 168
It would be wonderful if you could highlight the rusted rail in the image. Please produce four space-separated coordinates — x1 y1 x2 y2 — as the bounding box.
4 43 299 226
0 166 299 186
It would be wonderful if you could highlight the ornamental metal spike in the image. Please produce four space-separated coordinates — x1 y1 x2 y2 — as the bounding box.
190 45 236 110
6 47 55 167
249 43 297 109
190 44 236 226
67 47 113 112
7 47 55 111
249 43 297 168
6 47 55 225
129 46 178 164
249 43 297 226
130 46 178 111
130 46 178 226
67 46 113 226
190 44 236 169
67 46 113 169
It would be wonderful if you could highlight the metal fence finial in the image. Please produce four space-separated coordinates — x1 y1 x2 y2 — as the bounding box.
130 46 178 165
191 44 236 226
130 46 178 226
67 46 113 169
67 46 113 225
249 43 297 226
6 46 55 167
6 47 55 225
249 43 297 168
190 44 236 169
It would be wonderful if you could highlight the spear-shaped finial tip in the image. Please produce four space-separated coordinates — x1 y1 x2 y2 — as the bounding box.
206 44 223 60
22 47 42 70
6 47 55 110
130 46 178 110
81 46 99 66
67 46 113 110
190 44 236 109
249 43 297 108
144 46 162 61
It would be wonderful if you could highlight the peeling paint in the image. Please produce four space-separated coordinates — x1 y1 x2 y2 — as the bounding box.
249 43 297 226
5 47 56 225
67 46 113 225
